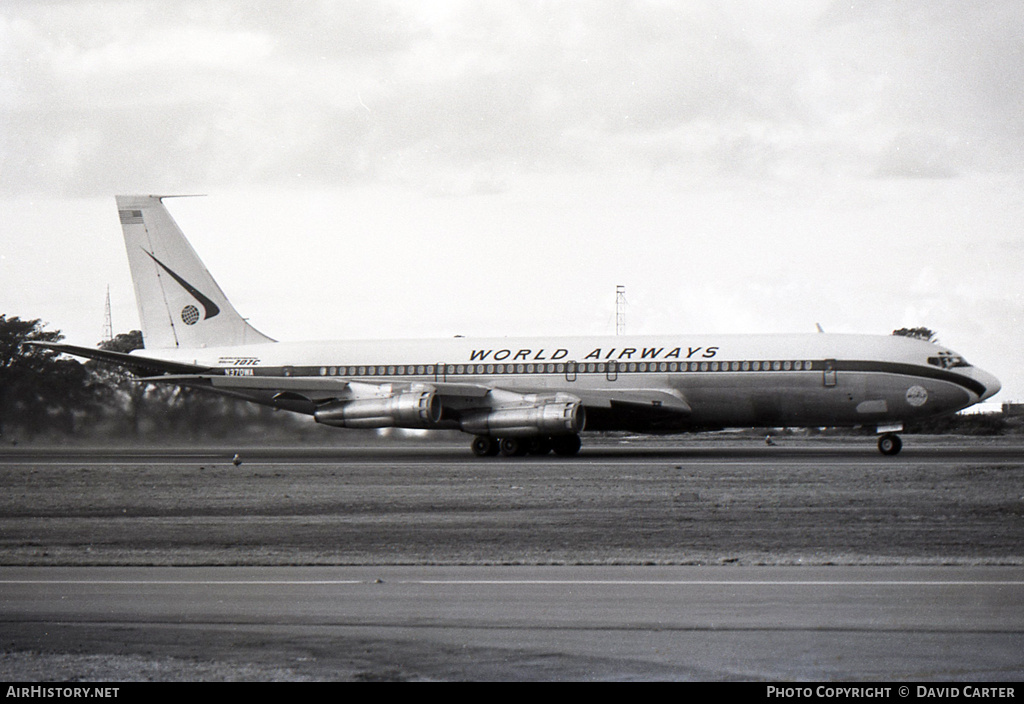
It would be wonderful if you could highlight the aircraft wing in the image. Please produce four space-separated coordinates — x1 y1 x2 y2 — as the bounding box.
42 339 691 432
142 374 689 412
139 372 690 428
142 373 494 405
35 340 691 419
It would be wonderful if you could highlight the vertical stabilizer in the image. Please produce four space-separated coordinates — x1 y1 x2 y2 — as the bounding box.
115 195 275 350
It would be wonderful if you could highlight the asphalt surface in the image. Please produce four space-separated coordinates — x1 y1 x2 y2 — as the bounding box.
2 440 1020 464
1 436 1022 680
2 564 1023 681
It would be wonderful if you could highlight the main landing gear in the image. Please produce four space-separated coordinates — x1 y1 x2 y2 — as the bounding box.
471 434 582 458
877 433 903 456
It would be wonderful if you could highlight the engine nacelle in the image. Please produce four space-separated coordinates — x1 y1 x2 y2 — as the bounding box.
314 390 442 429
460 399 585 437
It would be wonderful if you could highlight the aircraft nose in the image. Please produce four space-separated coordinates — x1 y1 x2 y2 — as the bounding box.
977 368 1001 402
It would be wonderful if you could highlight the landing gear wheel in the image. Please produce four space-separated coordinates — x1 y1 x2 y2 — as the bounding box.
500 437 528 457
527 437 553 455
551 434 582 456
878 433 903 456
471 435 500 457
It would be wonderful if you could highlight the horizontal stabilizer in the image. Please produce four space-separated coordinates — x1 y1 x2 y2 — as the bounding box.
26 342 209 376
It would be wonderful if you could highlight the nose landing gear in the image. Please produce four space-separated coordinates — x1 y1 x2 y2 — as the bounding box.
877 433 903 456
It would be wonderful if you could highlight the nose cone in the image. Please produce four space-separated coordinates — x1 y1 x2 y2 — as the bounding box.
976 368 1001 402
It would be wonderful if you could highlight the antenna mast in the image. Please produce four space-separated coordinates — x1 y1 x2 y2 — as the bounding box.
616 285 626 336
101 286 113 343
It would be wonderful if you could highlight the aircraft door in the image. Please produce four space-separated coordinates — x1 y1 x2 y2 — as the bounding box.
823 359 837 387
565 361 577 382
606 361 618 382
436 363 446 383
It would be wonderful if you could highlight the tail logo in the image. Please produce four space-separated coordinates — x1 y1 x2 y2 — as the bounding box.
181 305 201 325
143 250 221 322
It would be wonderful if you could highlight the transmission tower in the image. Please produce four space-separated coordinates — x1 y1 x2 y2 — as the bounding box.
101 286 113 343
616 285 626 336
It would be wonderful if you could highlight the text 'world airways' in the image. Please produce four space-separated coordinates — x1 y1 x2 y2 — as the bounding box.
468 346 720 362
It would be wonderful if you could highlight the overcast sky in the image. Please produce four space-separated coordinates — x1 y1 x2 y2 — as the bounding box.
2 0 1022 401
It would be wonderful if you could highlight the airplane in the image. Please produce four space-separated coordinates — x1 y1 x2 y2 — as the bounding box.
34 195 1001 457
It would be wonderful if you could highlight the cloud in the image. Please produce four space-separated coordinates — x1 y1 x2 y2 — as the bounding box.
2 0 1023 197
0 2 790 195
874 132 962 179
817 0 1024 175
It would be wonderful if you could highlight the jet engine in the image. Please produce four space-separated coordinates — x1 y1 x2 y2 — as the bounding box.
314 390 442 429
459 397 585 437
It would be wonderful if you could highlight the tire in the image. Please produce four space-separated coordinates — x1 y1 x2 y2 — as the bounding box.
527 437 553 455
551 434 582 456
878 433 903 456
500 437 527 457
471 435 499 457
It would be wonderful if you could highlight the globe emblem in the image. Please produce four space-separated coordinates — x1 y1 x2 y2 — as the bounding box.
905 385 928 407
181 305 200 325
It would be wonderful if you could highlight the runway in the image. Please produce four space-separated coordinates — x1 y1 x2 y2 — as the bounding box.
1 439 1020 465
1 438 1022 680
2 565 1023 681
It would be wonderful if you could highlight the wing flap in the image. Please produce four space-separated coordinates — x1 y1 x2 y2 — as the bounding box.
141 373 357 406
143 373 351 392
138 374 498 415
573 388 692 414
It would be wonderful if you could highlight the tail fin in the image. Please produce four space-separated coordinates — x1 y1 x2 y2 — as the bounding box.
116 195 275 350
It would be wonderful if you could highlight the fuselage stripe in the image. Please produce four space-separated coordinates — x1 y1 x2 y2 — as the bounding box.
216 359 985 397
837 361 985 397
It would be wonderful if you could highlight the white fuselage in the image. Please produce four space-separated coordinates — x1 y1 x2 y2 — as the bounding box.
138 331 1000 432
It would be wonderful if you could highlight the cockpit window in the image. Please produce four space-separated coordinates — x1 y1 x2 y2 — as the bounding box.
928 352 971 369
